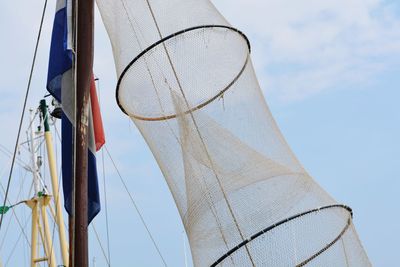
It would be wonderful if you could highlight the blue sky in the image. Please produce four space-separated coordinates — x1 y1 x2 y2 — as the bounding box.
0 0 399 266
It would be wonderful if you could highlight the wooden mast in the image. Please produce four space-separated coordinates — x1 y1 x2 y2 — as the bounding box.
73 0 94 266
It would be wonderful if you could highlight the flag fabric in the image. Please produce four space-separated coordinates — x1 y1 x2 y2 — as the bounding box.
46 0 104 223
90 77 106 151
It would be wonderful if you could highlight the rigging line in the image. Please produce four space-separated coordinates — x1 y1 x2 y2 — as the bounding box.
19 135 45 147
49 200 64 267
102 142 112 267
143 1 252 265
116 1 194 176
0 176 26 251
4 214 31 266
341 238 350 267
116 3 237 265
0 145 13 157
182 231 189 267
0 0 49 233
0 145 30 171
0 209 14 250
104 145 168 267
26 108 40 131
96 78 112 267
15 135 43 150
118 0 178 133
91 223 111 266
0 172 31 248
48 203 57 267
118 0 182 141
34 138 46 155
118 0 234 262
101 143 112 267
22 204 28 267
118 0 194 149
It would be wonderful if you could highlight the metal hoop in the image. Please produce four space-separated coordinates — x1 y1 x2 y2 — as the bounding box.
211 204 353 267
116 25 251 120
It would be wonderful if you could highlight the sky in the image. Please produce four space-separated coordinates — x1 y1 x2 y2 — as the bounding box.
0 0 399 266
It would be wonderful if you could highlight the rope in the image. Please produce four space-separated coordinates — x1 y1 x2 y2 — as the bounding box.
101 148 112 267
116 1 235 263
49 203 57 267
0 210 13 250
341 237 350 267
4 215 31 266
0 168 26 251
104 146 168 267
0 0 48 232
0 171 31 250
91 223 111 266
115 1 240 264
96 78 112 267
0 144 30 171
144 0 253 264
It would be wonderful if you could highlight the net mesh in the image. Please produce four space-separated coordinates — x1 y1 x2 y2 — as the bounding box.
96 0 371 266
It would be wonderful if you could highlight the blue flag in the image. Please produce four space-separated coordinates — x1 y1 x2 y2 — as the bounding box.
46 0 103 223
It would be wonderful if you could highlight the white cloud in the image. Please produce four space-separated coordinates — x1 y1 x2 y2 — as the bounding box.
213 0 400 102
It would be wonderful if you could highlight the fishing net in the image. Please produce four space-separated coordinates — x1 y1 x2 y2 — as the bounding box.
96 0 371 266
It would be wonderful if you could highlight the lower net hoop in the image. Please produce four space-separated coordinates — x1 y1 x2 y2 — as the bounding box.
211 205 353 267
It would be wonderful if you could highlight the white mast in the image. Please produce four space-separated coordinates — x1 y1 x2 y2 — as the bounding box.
25 108 57 267
28 109 41 196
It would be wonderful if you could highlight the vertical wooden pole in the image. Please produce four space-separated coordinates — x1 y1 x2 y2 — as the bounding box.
70 1 76 264
69 216 73 266
74 0 94 266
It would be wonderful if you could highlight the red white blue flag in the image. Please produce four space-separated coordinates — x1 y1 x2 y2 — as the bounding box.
46 0 104 223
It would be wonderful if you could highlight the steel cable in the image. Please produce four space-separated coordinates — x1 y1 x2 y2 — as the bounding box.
0 0 49 233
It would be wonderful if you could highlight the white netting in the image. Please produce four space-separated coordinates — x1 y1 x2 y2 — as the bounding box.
96 0 371 266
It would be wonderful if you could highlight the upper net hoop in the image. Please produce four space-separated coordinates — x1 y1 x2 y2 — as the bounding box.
116 25 250 121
